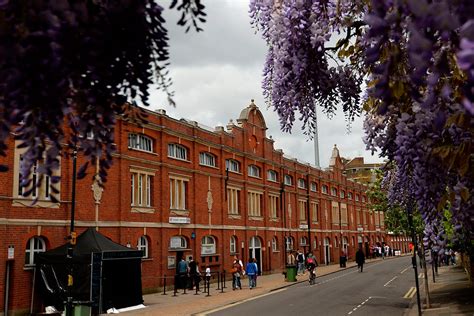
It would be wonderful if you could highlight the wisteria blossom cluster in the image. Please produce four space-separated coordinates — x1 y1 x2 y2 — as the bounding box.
0 0 205 196
251 0 474 254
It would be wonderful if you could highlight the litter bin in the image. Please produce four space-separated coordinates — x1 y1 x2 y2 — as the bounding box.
286 265 297 282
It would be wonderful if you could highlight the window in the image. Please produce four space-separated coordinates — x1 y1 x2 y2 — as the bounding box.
340 190 345 198
131 171 153 208
248 165 260 178
138 235 149 258
25 236 46 266
225 159 240 173
311 201 319 222
268 194 279 218
348 192 353 200
199 152 216 167
298 200 307 221
272 237 278 252
332 202 340 224
248 191 263 217
322 185 328 194
298 178 306 189
227 187 240 215
285 236 294 251
355 194 360 201
128 133 153 152
284 175 293 186
362 196 366 202
201 236 216 255
170 177 188 210
310 182 318 192
18 158 51 200
331 187 337 196
267 170 278 182
170 236 187 249
230 236 237 253
168 143 188 160
300 236 308 246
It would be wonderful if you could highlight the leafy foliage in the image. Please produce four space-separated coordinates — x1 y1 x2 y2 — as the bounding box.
250 0 474 254
0 0 205 193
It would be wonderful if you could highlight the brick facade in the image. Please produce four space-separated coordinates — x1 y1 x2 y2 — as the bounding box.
0 100 405 315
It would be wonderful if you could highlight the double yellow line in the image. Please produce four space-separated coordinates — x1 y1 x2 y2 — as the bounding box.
404 287 417 299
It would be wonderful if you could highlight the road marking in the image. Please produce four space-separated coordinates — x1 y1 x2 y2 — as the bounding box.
418 273 424 279
195 288 287 315
403 287 416 299
347 296 377 315
384 276 398 287
400 266 410 274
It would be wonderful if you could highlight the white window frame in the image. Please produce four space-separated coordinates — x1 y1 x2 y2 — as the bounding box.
340 190 345 198
285 237 294 251
322 185 328 194
138 235 149 258
267 170 277 182
25 236 46 266
272 237 278 252
348 192 353 200
168 143 188 160
248 165 260 178
298 199 307 221
310 182 317 192
227 187 240 215
300 236 308 246
226 159 240 173
201 235 216 255
331 187 337 196
297 178 306 189
128 133 153 152
170 177 188 210
230 236 237 254
284 175 293 186
199 152 216 167
355 194 360 202
131 172 153 208
268 194 279 218
170 236 187 249
247 191 263 217
311 201 319 222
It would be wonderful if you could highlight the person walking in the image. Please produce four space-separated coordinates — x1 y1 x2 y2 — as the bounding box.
356 247 365 272
188 256 196 289
177 256 189 289
297 250 305 275
246 258 258 289
231 255 243 290
193 261 201 291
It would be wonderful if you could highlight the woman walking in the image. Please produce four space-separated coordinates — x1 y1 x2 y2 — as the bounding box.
246 258 258 289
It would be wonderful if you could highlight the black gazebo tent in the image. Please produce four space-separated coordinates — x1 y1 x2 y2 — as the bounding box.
36 228 143 314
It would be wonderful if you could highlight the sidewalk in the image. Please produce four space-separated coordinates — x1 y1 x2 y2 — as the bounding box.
405 264 474 316
123 257 388 316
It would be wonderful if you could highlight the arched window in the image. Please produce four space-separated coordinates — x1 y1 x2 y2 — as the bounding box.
169 236 187 249
128 133 153 152
285 236 294 251
201 235 216 255
314 236 318 249
310 182 318 192
297 178 306 189
300 236 308 246
168 143 188 160
284 175 293 186
272 237 278 252
25 236 46 266
199 152 216 167
230 235 237 254
225 159 240 173
138 235 149 258
267 170 278 182
248 165 260 177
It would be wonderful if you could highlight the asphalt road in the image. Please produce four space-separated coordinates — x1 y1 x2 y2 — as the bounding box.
205 256 417 316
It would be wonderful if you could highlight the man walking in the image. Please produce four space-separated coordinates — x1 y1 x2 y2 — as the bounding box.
297 249 305 275
356 247 365 272
177 256 189 289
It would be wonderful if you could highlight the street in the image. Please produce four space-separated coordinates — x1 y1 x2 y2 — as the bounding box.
203 256 416 316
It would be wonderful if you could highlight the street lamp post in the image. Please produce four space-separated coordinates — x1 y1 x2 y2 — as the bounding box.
66 145 78 316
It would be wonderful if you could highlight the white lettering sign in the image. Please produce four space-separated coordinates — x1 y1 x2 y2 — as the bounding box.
7 245 14 260
169 217 191 224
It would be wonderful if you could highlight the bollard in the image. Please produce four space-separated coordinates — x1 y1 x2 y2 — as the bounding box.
220 272 224 293
217 272 221 290
206 276 211 297
223 270 226 288
162 274 167 295
173 275 178 297
195 283 199 295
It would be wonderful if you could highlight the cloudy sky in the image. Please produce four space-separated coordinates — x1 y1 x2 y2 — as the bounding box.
148 0 384 168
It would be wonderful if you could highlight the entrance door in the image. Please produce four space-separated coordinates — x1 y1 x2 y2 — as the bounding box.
324 237 330 265
248 236 262 274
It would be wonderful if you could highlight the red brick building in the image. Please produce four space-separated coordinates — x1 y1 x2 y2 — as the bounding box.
0 100 401 314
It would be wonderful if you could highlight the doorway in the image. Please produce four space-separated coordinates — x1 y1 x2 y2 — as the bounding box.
248 236 262 274
324 237 330 265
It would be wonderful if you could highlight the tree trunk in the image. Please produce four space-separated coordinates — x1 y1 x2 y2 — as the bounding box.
420 242 430 308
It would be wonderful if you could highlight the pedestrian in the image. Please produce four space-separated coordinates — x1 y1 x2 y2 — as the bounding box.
356 247 365 272
177 256 189 289
194 261 202 291
297 249 305 275
246 258 258 289
252 258 258 287
231 255 243 290
188 256 196 289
